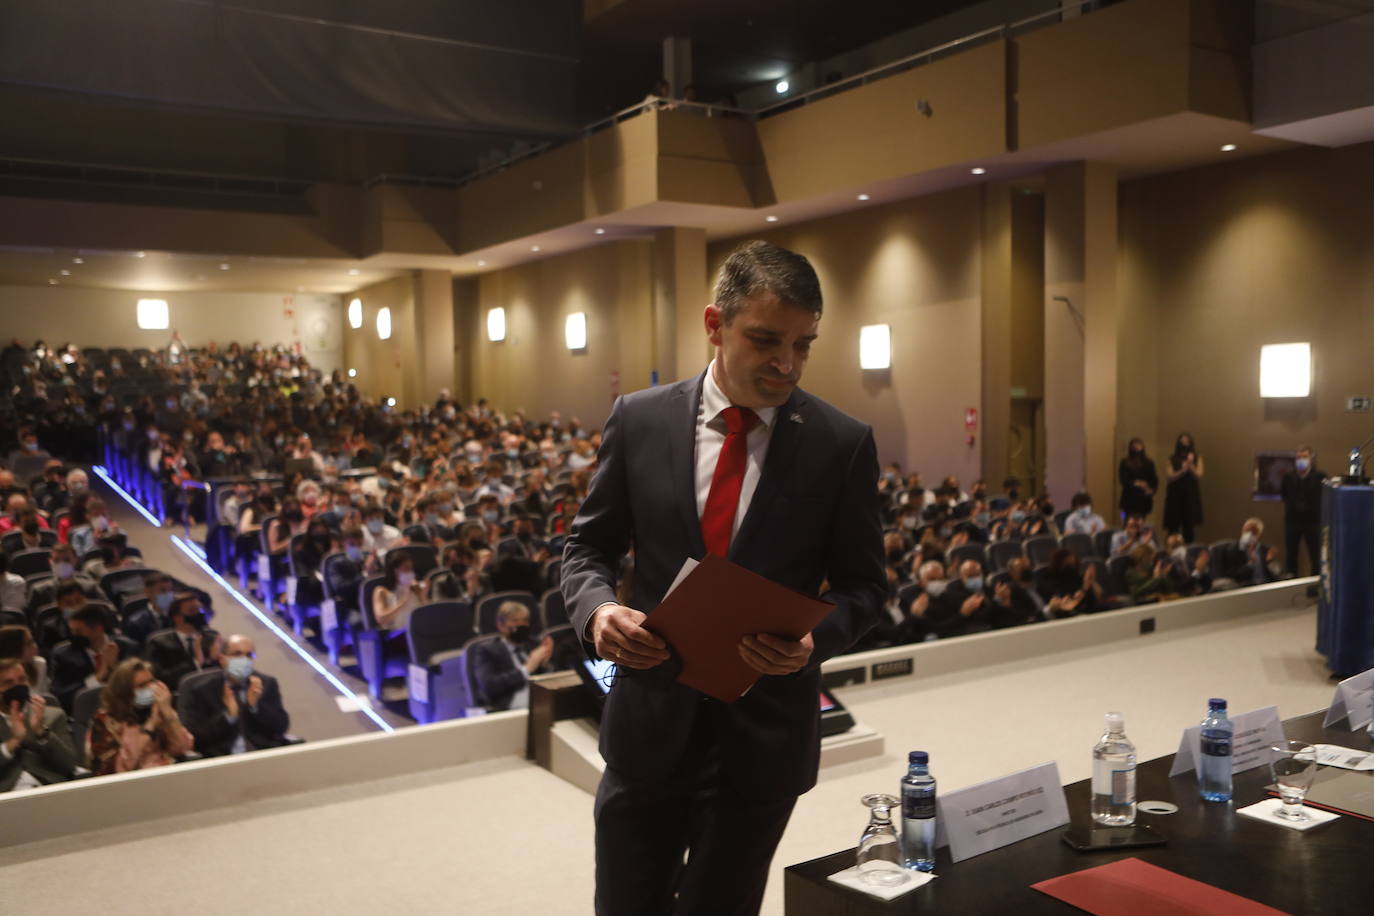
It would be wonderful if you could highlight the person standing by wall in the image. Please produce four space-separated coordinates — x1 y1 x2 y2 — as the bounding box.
1118 437 1158 524
1163 433 1204 543
1280 445 1325 576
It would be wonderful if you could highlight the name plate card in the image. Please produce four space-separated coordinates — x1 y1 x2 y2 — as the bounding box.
935 762 1070 863
1322 667 1374 731
1168 705 1285 777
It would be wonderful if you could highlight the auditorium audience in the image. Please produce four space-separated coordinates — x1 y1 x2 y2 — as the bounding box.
1214 518 1280 587
179 634 290 756
51 604 141 712
1109 515 1154 557
1164 432 1205 543
88 658 194 776
146 593 220 690
472 601 553 711
1038 549 1103 615
0 656 77 791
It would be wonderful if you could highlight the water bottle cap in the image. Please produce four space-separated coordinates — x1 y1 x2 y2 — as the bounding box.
1209 698 1226 708
909 751 929 765
1104 712 1124 731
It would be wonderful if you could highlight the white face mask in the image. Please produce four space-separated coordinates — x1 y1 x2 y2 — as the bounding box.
1239 532 1257 549
396 571 414 588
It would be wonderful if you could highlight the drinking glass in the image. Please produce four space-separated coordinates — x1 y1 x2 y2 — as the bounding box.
1268 741 1318 821
857 793 907 886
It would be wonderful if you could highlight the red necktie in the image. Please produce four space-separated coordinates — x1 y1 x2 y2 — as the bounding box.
701 406 759 557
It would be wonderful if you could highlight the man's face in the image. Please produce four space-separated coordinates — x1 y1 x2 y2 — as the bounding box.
498 609 530 638
705 291 818 409
960 561 982 584
1126 518 1141 535
0 663 27 693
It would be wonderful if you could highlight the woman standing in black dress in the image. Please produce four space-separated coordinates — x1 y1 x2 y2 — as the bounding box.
1118 438 1158 522
1164 433 1205 543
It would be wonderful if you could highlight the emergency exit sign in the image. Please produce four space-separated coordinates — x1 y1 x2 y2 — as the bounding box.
1347 397 1372 413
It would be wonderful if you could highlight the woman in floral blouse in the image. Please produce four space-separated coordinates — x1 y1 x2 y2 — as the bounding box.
88 658 193 775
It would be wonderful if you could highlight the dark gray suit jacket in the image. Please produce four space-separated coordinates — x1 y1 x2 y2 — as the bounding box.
0 701 78 791
561 372 885 801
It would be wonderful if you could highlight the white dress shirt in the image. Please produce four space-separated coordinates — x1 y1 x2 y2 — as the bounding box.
695 360 778 540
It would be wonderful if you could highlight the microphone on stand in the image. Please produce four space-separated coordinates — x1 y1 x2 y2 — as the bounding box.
1345 433 1374 484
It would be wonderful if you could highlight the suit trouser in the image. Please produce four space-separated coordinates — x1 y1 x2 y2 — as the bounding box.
1284 520 1320 576
593 706 797 916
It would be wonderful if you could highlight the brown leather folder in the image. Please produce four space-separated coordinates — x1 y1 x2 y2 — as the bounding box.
642 553 835 703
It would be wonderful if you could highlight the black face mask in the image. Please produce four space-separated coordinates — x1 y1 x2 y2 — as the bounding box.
508 625 531 643
134 704 154 723
2 684 30 708
182 612 207 630
21 521 38 535
68 634 90 651
1042 504 1055 517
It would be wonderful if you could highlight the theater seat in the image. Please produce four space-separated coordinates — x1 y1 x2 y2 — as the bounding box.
541 588 569 629
384 543 437 580
9 548 51 579
948 543 986 571
1025 535 1058 568
475 590 541 636
70 685 104 766
2 529 57 553
1061 533 1095 560
354 575 409 699
1094 529 1116 559
987 541 1024 574
405 601 477 723
1106 555 1134 597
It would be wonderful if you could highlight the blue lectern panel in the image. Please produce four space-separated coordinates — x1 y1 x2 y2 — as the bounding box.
1317 483 1374 675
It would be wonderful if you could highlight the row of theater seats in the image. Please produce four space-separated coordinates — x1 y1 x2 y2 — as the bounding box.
100 445 580 724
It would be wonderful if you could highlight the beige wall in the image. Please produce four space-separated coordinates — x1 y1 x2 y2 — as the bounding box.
708 186 985 483
341 275 416 407
1119 139 1374 542
0 285 342 371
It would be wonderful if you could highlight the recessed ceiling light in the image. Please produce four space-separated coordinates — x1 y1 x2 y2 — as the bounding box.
347 368 357 378
47 278 57 285
60 269 70 276
594 228 606 235
219 263 230 270
775 80 789 94
1221 143 1237 152
765 215 779 223
971 167 986 175
531 245 541 252
347 268 359 276
72 257 83 264
477 260 487 267
135 251 146 258
857 193 870 201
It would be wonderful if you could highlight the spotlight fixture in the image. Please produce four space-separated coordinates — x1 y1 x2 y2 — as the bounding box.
487 307 506 342
219 263 230 270
348 368 357 378
386 397 396 407
1221 144 1237 152
47 278 57 285
531 245 541 252
135 251 146 258
594 228 606 235
347 268 360 276
348 298 362 329
72 257 84 264
776 80 790 94
376 306 392 340
971 167 987 175
565 312 588 351
137 299 170 330
477 260 487 267
60 269 70 276
765 215 779 223
857 194 870 201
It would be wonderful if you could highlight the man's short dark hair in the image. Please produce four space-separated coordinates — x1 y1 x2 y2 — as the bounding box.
69 604 106 629
144 572 173 590
55 580 86 602
713 240 823 324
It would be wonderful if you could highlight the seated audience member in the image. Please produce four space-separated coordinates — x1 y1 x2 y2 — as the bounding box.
87 658 193 776
362 504 403 555
67 496 117 558
1063 491 1107 536
34 580 92 650
146 594 220 690
325 527 376 627
0 549 24 613
291 519 338 608
236 491 276 565
0 625 49 695
27 543 104 614
36 464 72 515
889 560 949 644
372 551 428 632
988 572 1039 629
180 635 290 757
82 531 143 580
430 543 486 604
472 602 553 711
1038 548 1104 615
0 656 77 791
220 478 254 530
927 560 995 638
1005 557 1062 620
122 572 177 647
474 461 515 504
1017 497 1059 539
51 604 141 712
1124 544 1174 603
0 495 49 534
1177 547 1213 596
1110 515 1154 556
1214 518 1281 587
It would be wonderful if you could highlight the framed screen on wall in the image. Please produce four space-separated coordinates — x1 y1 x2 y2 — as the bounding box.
1253 451 1297 501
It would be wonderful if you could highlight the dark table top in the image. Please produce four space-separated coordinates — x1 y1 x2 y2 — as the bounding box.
784 711 1373 914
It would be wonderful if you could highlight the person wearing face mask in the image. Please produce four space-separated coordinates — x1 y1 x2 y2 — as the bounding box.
0 657 77 792
372 553 428 632
87 658 193 776
1037 548 1103 615
1118 438 1158 523
474 460 515 504
0 626 47 696
1163 432 1205 543
471 603 554 711
1110 515 1154 557
25 544 102 618
1214 518 1280 587
1063 491 1106 536
884 560 949 644
1280 446 1326 576
179 635 290 757
146 594 221 691
924 559 994 638
325 528 377 629
50 604 141 713
290 521 338 610
0 495 50 534
66 495 116 558
362 507 403 554
36 464 71 515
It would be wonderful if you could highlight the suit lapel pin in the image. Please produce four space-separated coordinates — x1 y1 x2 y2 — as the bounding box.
789 412 803 424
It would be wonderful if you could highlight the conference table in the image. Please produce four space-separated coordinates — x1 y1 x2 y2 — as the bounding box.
784 711 1371 914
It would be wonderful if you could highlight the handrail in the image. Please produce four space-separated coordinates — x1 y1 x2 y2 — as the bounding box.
0 154 310 198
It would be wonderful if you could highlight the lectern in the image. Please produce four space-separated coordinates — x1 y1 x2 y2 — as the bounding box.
1316 480 1374 676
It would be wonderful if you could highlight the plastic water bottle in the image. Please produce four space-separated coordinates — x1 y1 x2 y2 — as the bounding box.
900 751 937 872
1091 712 1137 826
1367 688 1373 740
1199 698 1234 802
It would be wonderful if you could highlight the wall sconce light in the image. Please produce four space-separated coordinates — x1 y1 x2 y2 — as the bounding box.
859 324 891 370
376 307 392 340
565 312 587 351
136 299 169 330
348 298 362 329
487 307 506 342
1260 342 1311 397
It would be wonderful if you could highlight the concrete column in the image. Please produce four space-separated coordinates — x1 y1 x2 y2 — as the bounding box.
980 182 1014 490
662 36 692 98
412 269 455 407
652 227 708 383
1043 161 1118 508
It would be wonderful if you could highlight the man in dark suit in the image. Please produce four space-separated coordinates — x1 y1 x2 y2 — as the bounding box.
50 604 140 712
927 559 995 638
0 657 77 791
1280 446 1325 576
562 240 886 915
178 635 290 756
145 593 220 691
471 601 554 710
